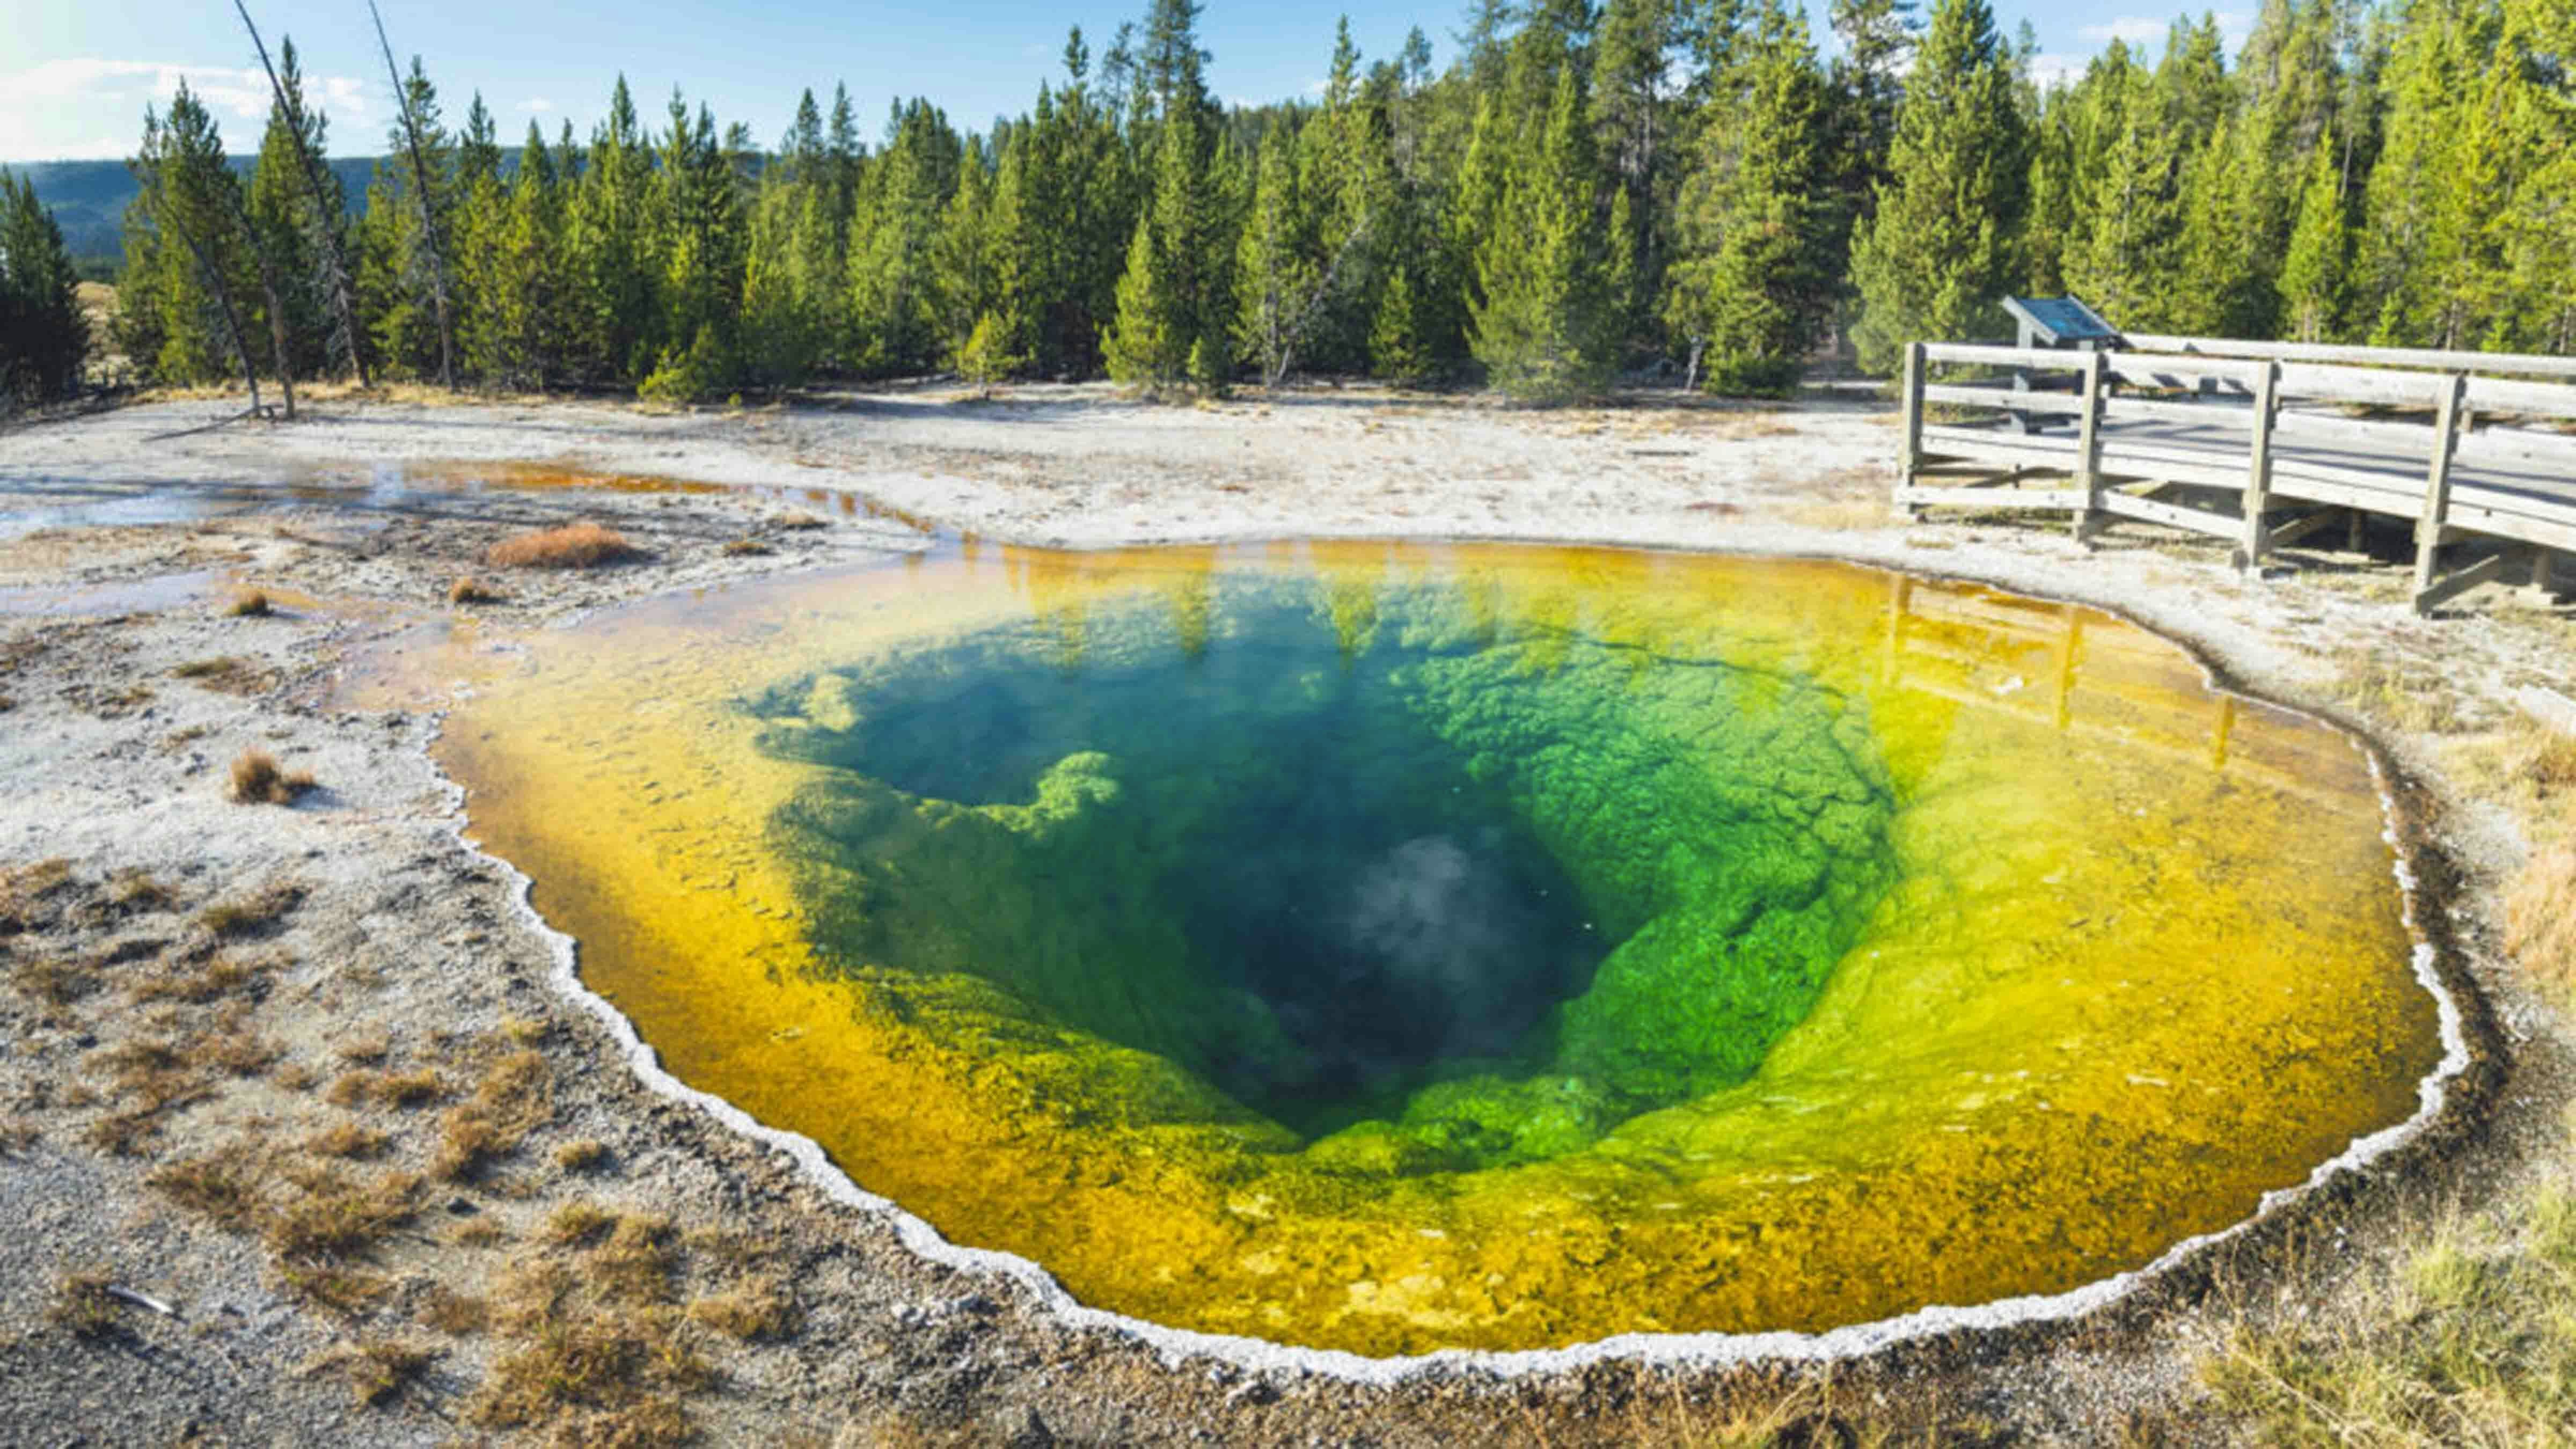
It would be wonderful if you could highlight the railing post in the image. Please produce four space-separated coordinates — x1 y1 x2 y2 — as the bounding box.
2412 372 2469 611
1901 342 1926 472
2238 360 2281 574
1898 341 1927 519
2072 348 2108 544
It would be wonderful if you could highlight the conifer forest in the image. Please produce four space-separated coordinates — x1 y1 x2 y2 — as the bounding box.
13 0 2576 409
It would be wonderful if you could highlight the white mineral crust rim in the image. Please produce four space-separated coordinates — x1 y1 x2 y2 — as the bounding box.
440 580 2475 1385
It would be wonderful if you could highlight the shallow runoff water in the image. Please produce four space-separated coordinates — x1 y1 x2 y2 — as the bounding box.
431 541 2441 1357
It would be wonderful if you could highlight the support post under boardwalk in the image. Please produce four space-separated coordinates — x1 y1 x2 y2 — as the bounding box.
2073 350 2109 544
2527 546 2564 598
2412 373 2470 611
2238 361 2281 573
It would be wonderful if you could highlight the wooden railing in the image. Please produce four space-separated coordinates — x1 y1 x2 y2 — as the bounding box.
1896 336 2576 613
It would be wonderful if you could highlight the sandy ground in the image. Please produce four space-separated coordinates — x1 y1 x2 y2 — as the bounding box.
0 379 2567 1446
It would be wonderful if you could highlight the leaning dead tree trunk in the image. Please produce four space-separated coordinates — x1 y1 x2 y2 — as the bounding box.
220 182 298 420
232 0 371 387
365 0 456 391
1262 212 1377 392
161 215 266 416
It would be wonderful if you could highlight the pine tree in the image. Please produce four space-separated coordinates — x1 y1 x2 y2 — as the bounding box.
368 0 460 389
2170 113 2275 338
2491 0 2576 353
1590 0 1688 355
475 123 567 388
648 93 748 396
564 77 657 383
1237 121 1319 385
2278 128 2352 342
2358 2 2482 347
1103 206 1178 386
1823 0 1920 320
357 58 457 382
1667 0 1834 396
0 170 89 406
247 82 330 379
1848 0 2029 370
1104 0 1231 396
1369 259 1438 383
847 100 961 376
932 140 1001 367
134 85 267 407
1470 64 1617 402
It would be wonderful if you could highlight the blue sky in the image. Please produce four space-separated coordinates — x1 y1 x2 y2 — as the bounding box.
0 2 2249 162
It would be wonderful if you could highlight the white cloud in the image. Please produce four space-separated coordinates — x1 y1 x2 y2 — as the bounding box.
2076 18 2172 46
0 57 373 160
2028 53 2090 91
2080 11 2257 53
520 97 555 113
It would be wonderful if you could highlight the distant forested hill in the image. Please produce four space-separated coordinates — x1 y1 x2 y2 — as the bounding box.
8 157 380 270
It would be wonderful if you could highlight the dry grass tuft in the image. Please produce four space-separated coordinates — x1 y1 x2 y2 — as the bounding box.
320 1064 444 1111
2198 1190 2576 1442
305 1120 391 1160
452 1217 508 1248
226 589 272 618
685 1278 797 1341
85 1035 227 1152
283 1265 394 1315
306 1337 442 1407
2335 655 2472 735
171 656 273 694
469 1300 707 1440
336 1031 392 1065
381 1068 449 1107
128 950 268 1006
228 750 317 806
420 1283 491 1335
11 955 98 1008
588 1213 682 1306
555 1138 609 1173
198 880 304 936
108 869 176 912
776 511 828 531
720 537 774 557
545 1201 619 1248
0 857 74 934
147 1143 271 1228
265 1165 422 1269
488 522 642 570
448 575 504 605
48 1270 122 1340
431 1048 552 1181
0 1117 37 1154
2507 838 2576 999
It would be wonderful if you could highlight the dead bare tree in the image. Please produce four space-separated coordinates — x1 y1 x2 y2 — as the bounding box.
364 0 457 390
219 177 298 420
1260 212 1378 393
231 0 372 387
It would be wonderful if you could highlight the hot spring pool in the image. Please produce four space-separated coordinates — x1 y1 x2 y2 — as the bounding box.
433 542 2446 1357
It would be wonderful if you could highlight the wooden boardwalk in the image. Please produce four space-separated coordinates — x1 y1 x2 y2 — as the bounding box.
1894 332 2576 613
